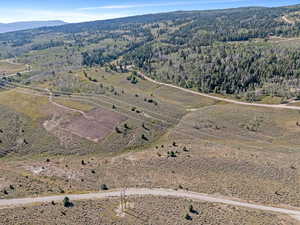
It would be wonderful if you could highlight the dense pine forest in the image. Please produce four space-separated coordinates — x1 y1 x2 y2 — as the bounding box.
1 5 300 101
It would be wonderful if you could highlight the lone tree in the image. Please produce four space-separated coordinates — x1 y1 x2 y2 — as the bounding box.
168 151 177 158
184 213 192 220
141 134 148 141
63 197 73 207
183 146 189 152
115 127 122 134
189 204 199 214
100 184 109 190
142 123 149 130
189 205 194 213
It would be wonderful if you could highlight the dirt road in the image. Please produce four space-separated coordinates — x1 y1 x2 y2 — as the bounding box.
0 188 300 221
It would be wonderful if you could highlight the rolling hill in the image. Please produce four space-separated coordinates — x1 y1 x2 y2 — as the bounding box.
0 4 300 224
1 5 300 100
0 20 67 33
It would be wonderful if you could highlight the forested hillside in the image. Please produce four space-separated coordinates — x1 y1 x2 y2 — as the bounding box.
128 42 300 100
1 4 300 101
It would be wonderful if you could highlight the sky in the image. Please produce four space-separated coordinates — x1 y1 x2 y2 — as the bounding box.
0 0 299 23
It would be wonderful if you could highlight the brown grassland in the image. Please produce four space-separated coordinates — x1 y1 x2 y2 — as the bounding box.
0 66 300 224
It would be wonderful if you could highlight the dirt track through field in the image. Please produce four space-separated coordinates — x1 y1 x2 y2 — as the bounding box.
0 188 300 221
46 88 94 120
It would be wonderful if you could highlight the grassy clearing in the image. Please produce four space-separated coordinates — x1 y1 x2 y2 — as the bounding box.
259 96 283 104
72 67 218 110
0 61 26 74
0 104 62 158
269 37 300 48
79 67 161 94
287 101 300 106
154 85 220 109
53 97 95 112
174 103 300 153
0 89 49 120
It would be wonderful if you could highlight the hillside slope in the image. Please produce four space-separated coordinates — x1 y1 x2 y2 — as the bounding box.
0 20 67 33
1 6 300 99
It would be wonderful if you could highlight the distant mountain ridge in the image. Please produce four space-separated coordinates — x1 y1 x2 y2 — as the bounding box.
0 20 67 33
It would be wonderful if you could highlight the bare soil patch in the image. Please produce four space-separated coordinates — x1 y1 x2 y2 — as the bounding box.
63 108 127 142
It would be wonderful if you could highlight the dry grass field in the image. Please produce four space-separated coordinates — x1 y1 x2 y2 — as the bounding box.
0 61 27 75
1 64 300 224
1 102 300 210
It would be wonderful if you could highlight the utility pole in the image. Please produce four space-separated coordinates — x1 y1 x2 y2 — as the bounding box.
120 188 127 213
